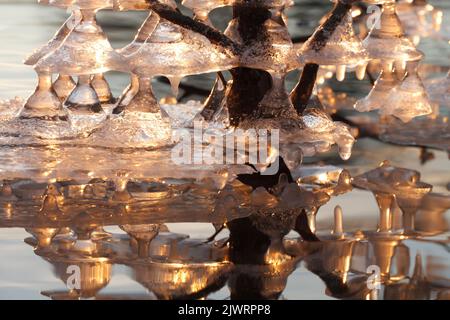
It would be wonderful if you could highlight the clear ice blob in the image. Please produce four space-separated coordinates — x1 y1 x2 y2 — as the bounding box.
65 75 103 114
35 7 126 76
299 8 369 70
53 74 76 102
91 73 114 104
382 60 432 122
362 1 423 63
127 18 237 78
20 71 68 121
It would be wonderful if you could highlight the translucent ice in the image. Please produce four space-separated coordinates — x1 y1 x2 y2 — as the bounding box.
382 61 432 122
20 71 68 120
354 62 400 112
53 74 76 102
24 13 74 66
35 8 126 76
127 18 237 78
88 111 173 149
117 11 160 57
300 9 369 68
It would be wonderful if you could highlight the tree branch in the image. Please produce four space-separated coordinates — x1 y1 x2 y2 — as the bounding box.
290 0 355 115
145 0 240 55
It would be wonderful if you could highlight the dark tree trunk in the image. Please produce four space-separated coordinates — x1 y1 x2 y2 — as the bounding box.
225 7 273 126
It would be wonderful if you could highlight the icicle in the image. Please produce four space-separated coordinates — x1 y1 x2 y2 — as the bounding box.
333 205 344 236
167 76 182 99
336 65 346 82
355 62 368 80
20 70 68 120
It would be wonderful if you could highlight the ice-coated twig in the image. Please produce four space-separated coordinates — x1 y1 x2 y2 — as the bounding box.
144 0 240 55
290 0 356 114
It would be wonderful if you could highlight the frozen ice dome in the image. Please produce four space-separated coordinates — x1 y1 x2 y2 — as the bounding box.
354 62 400 112
299 9 369 67
127 18 237 78
35 8 126 75
362 1 423 62
24 14 74 66
225 16 299 73
382 61 432 122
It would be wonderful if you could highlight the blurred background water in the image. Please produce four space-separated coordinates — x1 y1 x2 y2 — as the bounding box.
0 0 449 299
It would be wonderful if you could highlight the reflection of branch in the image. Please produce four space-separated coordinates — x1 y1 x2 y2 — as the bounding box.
294 210 320 242
145 0 240 54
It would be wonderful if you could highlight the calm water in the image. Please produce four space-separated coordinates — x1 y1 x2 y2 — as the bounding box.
0 0 449 300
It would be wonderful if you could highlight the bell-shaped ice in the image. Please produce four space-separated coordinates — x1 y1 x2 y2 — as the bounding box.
117 11 160 57
224 15 298 73
299 9 369 68
20 71 68 120
127 18 237 78
53 74 76 102
363 1 423 63
354 62 400 112
24 13 75 66
35 8 125 76
181 0 294 22
353 160 432 196
91 74 114 104
91 77 172 149
382 60 432 122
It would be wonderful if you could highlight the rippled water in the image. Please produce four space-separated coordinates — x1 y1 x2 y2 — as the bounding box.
0 0 449 300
